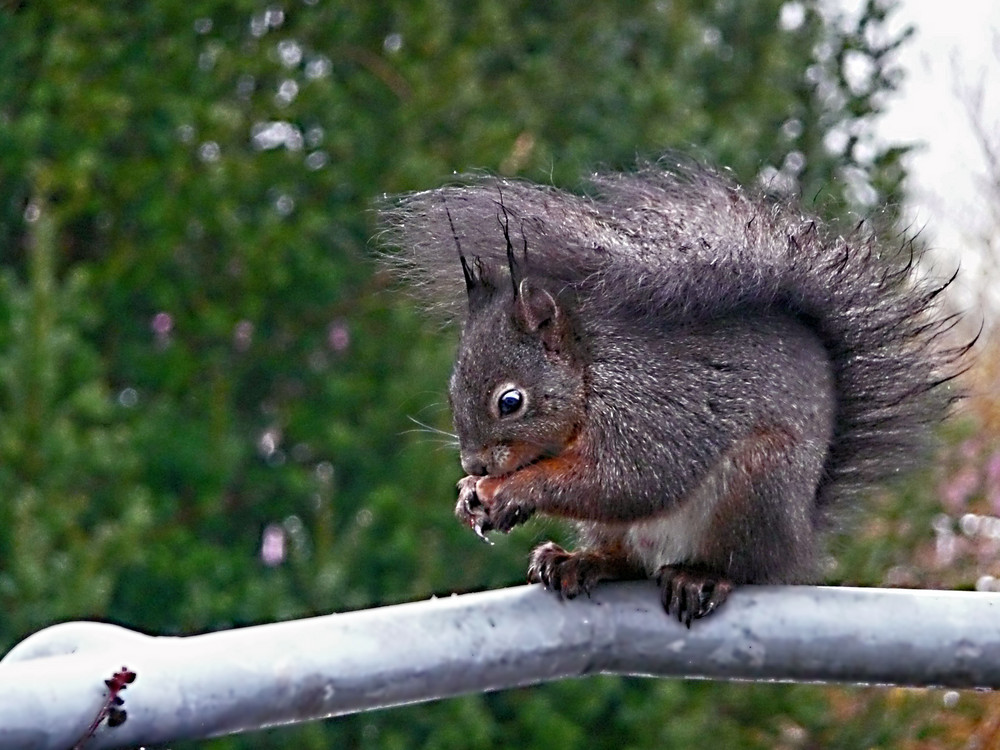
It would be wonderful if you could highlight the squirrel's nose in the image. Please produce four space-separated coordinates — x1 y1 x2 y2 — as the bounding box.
460 453 488 476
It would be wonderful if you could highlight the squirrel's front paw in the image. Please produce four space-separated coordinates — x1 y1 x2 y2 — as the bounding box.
476 476 535 533
455 475 493 542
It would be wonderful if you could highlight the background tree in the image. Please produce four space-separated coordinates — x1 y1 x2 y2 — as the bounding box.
0 0 990 746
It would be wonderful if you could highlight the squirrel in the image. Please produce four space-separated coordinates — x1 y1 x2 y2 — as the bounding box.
380 162 968 626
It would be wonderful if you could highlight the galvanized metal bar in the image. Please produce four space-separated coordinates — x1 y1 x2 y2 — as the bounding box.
1 583 998 749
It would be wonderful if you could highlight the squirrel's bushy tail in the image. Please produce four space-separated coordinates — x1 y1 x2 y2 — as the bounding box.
380 163 969 511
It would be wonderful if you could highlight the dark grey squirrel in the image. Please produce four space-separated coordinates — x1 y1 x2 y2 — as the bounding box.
380 162 969 626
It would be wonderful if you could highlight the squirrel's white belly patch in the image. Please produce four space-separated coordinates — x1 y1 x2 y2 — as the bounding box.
623 459 729 574
624 506 710 573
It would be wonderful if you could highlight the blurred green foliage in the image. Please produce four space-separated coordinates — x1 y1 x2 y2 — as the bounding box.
0 0 990 747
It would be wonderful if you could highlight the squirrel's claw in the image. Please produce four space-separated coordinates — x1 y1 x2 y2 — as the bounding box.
457 474 496 543
528 541 619 599
456 475 490 540
656 564 733 628
488 500 535 534
527 541 578 597
472 518 494 545
456 473 535 540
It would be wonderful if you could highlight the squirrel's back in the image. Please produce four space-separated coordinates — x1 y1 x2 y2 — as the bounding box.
382 163 967 515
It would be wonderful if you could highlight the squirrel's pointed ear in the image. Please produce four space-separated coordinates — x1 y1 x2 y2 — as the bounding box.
515 279 570 354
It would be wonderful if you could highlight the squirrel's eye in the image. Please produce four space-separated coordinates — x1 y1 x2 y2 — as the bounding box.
497 388 524 417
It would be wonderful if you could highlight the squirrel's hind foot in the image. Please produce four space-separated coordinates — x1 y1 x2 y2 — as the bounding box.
528 541 642 599
528 542 586 598
656 564 733 628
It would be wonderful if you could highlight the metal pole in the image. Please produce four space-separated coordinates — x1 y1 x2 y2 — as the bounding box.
1 583 999 749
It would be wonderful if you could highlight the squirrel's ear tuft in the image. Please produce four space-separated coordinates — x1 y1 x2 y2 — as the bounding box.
515 279 569 354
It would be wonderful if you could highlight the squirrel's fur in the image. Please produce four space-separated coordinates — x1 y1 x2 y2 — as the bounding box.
380 163 967 624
